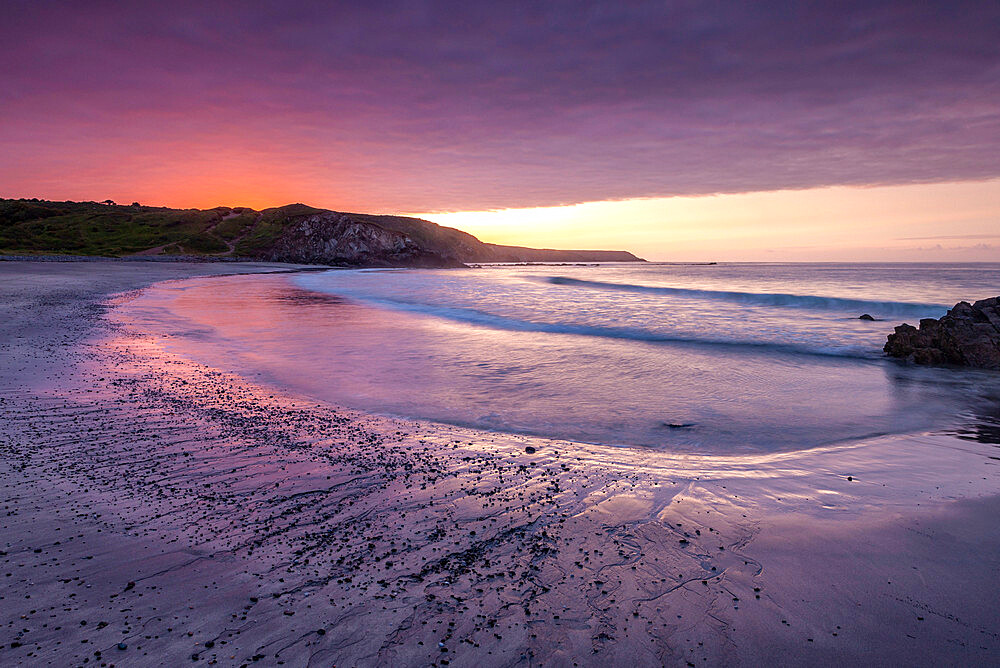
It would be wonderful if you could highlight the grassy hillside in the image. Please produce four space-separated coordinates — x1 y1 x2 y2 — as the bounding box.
231 204 325 257
0 198 643 264
0 199 428 259
347 212 484 256
0 199 253 256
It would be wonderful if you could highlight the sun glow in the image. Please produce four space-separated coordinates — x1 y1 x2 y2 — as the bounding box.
419 179 1000 262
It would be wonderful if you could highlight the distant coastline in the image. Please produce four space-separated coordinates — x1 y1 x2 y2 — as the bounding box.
0 198 644 267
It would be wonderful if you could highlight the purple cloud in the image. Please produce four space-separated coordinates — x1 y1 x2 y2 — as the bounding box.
1 1 998 211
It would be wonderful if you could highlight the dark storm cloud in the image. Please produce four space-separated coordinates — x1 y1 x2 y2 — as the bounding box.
2 0 998 210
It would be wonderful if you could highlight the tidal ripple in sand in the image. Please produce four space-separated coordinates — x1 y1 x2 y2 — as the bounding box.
2 264 999 666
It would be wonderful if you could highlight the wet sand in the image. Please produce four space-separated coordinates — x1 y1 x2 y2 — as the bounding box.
1 261 999 667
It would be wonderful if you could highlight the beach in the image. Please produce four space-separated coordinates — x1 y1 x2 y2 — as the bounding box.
2 261 999 667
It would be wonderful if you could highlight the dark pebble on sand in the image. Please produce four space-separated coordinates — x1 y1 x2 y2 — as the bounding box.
117 643 127 651
317 629 326 635
525 446 536 454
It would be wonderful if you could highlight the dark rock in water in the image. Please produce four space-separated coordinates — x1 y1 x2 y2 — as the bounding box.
884 297 1000 369
524 446 536 454
663 422 694 429
859 313 875 321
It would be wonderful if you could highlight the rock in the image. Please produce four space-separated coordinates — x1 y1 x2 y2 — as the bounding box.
265 212 463 268
859 313 875 321
524 446 536 454
262 210 646 267
884 297 1000 369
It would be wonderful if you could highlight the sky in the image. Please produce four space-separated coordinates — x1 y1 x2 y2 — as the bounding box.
2 1 999 261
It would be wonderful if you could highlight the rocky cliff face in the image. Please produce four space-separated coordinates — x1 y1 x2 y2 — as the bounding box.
884 297 1000 369
263 213 464 267
0 198 646 266
258 208 644 267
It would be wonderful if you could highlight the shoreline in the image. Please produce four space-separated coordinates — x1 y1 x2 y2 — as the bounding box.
2 261 999 666
121 269 998 454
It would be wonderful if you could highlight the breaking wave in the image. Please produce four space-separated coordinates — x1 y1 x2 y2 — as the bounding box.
540 276 947 318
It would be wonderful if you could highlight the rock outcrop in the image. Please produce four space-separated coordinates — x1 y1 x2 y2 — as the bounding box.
340 212 645 264
260 207 645 267
0 198 647 267
264 213 464 267
884 297 1000 369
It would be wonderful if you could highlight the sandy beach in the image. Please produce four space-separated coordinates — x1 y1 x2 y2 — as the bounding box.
2 261 999 667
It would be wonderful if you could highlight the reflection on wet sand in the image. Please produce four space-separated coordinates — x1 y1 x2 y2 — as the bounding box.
3 264 999 666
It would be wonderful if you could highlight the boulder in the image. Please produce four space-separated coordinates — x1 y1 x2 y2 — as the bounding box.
884 297 1000 369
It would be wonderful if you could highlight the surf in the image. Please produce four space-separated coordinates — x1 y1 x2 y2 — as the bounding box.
539 276 947 318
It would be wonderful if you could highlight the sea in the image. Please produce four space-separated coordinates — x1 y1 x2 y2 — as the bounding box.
131 262 1000 453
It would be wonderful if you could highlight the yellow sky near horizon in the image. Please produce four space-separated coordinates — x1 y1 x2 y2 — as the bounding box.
419 179 1000 262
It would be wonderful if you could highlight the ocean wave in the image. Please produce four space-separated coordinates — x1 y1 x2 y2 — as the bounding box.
539 276 947 317
295 279 876 360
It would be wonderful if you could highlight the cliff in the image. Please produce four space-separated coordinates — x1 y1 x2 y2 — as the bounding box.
0 199 644 267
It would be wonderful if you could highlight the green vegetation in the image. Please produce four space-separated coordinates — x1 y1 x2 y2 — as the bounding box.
0 197 643 264
0 199 439 259
232 203 324 257
212 209 257 241
0 199 255 257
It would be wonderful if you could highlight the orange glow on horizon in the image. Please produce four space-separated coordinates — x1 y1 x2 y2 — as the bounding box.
417 179 1000 262
9 177 999 263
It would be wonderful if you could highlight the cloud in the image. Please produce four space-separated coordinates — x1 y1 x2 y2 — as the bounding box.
896 234 1000 241
1 1 999 210
907 242 997 252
